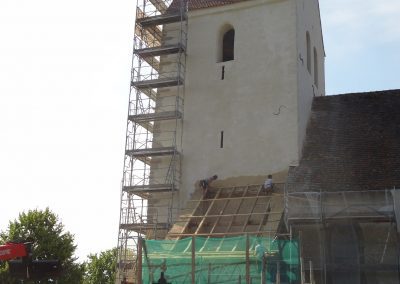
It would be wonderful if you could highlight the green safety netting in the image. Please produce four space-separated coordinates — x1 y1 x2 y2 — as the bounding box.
142 236 299 284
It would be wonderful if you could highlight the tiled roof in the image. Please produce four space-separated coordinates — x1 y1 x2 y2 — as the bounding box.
170 0 248 11
287 89 400 192
188 0 248 10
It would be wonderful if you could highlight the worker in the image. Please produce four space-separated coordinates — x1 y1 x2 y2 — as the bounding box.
263 174 273 192
200 175 218 190
157 272 168 284
254 239 266 273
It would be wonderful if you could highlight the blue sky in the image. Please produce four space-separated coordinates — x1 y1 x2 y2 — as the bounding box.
320 0 400 94
0 0 399 260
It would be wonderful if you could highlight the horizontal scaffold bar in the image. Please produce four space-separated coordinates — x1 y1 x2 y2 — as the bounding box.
125 146 178 157
179 211 285 219
137 13 184 27
128 110 182 122
120 223 170 230
167 231 291 237
131 77 183 89
287 214 394 223
123 184 177 193
188 193 284 202
135 43 185 57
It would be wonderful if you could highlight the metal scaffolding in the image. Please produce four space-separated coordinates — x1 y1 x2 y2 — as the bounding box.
285 188 400 284
132 183 305 284
117 0 188 282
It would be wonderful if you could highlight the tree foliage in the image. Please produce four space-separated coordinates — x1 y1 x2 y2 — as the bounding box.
83 248 117 284
0 262 14 284
0 208 84 283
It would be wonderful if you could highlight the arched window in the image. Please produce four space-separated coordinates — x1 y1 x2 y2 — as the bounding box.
222 29 235 62
313 47 319 87
306 32 311 74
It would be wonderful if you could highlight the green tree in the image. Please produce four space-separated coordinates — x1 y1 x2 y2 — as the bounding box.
83 248 117 284
0 208 85 283
0 262 14 284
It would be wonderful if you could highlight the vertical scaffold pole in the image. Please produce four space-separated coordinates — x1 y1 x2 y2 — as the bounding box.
137 237 142 284
277 261 281 284
299 231 305 284
191 236 196 284
261 255 266 284
246 234 250 284
208 263 211 284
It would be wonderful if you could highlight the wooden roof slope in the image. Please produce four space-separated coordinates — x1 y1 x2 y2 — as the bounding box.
167 183 285 239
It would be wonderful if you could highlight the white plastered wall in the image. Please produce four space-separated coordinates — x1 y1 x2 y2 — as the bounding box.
295 0 326 155
180 0 300 205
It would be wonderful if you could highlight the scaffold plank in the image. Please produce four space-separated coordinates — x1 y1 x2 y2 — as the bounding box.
135 43 185 57
132 77 183 89
123 184 176 193
137 13 182 27
126 146 177 157
120 223 169 231
128 110 182 123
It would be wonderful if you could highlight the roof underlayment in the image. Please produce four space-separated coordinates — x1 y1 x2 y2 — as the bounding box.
167 184 285 239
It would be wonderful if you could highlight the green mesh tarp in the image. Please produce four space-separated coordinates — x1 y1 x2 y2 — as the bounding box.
142 236 299 284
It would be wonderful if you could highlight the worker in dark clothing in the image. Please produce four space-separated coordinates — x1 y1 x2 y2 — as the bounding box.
157 272 168 284
200 175 218 190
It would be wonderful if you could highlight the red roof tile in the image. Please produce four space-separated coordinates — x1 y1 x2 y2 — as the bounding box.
170 0 248 11
188 0 248 10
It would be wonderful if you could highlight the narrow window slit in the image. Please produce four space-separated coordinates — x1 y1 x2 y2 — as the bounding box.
222 29 235 62
221 66 225 80
220 131 224 148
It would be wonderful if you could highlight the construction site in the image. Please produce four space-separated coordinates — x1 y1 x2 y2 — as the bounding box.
116 0 400 283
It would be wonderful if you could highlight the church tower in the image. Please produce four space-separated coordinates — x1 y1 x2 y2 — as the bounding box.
117 0 325 282
180 0 325 204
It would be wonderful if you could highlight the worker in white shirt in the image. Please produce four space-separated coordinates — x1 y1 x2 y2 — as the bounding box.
254 239 266 273
263 174 273 192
